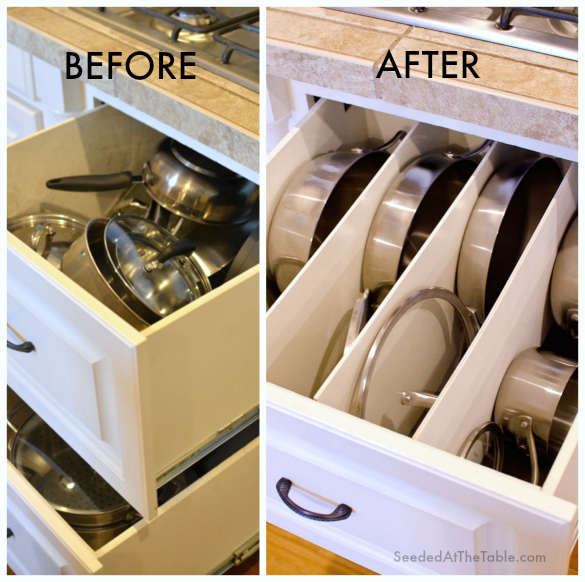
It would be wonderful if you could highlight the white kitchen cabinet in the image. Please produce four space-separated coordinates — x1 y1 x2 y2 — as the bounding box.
266 98 577 574
8 436 259 575
7 105 259 522
7 43 88 143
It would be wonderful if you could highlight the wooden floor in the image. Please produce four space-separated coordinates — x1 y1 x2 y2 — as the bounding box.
266 524 578 575
7 551 259 575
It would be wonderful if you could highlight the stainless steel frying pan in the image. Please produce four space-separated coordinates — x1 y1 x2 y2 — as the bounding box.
268 130 407 292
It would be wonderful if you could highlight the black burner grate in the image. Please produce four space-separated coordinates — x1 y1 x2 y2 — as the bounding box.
213 16 260 64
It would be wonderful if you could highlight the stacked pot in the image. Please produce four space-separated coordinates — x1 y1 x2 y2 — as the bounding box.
8 138 259 330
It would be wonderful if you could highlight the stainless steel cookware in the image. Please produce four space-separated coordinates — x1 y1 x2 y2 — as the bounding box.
7 213 86 269
550 215 578 337
457 421 504 472
62 216 212 329
355 286 479 421
344 289 370 357
109 184 260 286
457 156 562 322
9 411 140 550
46 138 259 225
268 130 407 292
494 347 578 484
363 142 487 306
225 226 260 282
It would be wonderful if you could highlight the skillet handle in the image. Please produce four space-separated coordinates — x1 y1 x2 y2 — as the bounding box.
46 172 138 192
276 478 352 522
143 240 198 272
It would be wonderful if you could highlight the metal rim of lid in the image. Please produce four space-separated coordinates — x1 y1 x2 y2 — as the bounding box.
354 286 478 420
8 213 87 240
103 215 212 323
457 421 505 472
10 413 134 526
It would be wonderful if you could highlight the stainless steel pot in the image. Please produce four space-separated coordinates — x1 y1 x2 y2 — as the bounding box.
108 184 260 286
494 347 578 484
268 130 407 292
550 215 578 337
9 412 140 550
46 138 259 225
62 216 212 329
457 156 563 322
7 213 86 269
362 142 487 306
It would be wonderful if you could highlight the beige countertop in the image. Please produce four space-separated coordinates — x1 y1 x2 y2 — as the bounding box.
8 7 259 173
267 7 577 152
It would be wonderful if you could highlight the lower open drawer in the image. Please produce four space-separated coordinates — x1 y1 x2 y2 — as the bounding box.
7 388 259 575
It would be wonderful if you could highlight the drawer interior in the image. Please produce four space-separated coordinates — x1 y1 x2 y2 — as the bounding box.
267 98 578 502
7 104 259 335
7 386 259 563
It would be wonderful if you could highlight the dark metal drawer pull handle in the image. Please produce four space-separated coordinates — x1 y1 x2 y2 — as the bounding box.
7 528 14 538
7 340 35 353
276 478 352 522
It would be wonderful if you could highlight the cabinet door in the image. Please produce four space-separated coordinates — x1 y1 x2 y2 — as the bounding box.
7 238 156 520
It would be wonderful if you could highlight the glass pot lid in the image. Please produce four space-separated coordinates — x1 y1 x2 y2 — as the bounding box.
7 214 86 269
458 421 504 471
10 414 132 524
354 287 478 435
104 215 212 323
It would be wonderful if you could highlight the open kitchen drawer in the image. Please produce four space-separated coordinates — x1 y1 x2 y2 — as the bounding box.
8 438 259 575
7 105 259 521
266 98 578 574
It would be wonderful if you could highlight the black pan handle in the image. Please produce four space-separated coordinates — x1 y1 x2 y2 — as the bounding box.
144 240 198 273
157 240 197 264
276 478 352 522
46 172 138 192
7 340 35 353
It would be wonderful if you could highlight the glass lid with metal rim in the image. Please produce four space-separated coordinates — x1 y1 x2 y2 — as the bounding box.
10 414 131 523
104 215 212 322
7 214 86 269
354 287 478 436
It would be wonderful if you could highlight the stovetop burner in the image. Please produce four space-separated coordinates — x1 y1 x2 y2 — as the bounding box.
334 7 578 61
73 7 259 92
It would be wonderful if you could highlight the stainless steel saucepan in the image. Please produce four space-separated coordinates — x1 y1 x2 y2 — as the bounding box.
46 138 259 225
268 130 407 292
61 215 212 329
494 347 578 485
550 215 578 338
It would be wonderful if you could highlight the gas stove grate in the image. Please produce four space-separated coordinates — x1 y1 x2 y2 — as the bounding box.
213 16 260 64
128 7 259 40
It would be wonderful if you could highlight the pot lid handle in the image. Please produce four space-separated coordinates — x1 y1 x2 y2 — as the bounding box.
144 240 197 272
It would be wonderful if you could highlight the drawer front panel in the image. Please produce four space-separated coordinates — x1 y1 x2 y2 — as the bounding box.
7 463 101 575
268 445 483 574
8 504 69 575
98 439 260 574
7 241 153 519
267 399 576 575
